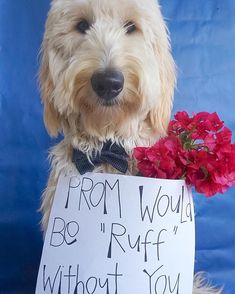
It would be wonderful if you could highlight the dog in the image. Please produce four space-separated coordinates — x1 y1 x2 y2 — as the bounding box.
39 0 222 293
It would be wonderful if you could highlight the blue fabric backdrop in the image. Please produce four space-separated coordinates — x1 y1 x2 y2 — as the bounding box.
0 0 234 293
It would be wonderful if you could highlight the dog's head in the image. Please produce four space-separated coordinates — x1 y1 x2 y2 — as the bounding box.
40 0 175 145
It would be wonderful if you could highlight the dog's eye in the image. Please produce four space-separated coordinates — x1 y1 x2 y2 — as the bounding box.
124 21 137 34
76 19 91 34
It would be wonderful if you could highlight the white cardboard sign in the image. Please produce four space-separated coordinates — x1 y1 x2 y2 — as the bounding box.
36 173 195 294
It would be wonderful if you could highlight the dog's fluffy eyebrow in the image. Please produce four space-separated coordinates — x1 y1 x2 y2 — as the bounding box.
51 1 92 21
51 0 152 30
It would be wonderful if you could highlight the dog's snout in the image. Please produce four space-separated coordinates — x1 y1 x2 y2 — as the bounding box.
91 69 124 101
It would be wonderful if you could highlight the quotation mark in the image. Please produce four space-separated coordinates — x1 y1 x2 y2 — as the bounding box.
173 226 178 235
101 223 105 233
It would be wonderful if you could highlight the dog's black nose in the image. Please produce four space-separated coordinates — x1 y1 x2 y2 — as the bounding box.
91 69 124 101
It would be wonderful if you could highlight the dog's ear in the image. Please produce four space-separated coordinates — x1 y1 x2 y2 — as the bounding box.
148 6 176 136
39 43 61 137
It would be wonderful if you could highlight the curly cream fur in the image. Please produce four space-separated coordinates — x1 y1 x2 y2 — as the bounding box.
40 1 222 293
193 273 223 294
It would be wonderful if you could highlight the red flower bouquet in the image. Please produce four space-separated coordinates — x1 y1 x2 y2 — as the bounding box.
134 112 235 197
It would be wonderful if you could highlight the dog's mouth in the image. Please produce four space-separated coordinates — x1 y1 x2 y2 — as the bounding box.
98 97 119 107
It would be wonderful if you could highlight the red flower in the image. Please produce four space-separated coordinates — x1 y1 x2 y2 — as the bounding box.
184 150 222 197
134 136 185 180
168 111 192 135
134 111 235 197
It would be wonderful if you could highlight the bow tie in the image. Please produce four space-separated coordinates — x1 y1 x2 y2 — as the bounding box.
72 140 129 175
